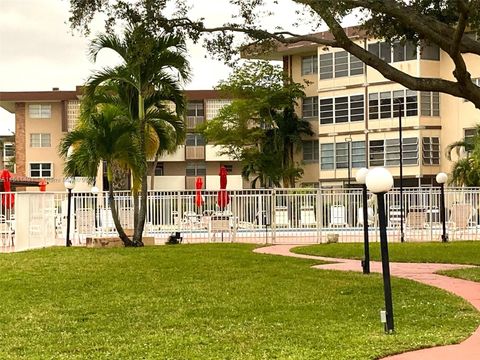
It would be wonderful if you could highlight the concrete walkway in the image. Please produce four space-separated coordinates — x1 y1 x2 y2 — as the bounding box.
254 245 480 360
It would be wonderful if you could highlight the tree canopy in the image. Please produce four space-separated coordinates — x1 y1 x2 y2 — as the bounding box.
200 61 313 187
69 0 480 108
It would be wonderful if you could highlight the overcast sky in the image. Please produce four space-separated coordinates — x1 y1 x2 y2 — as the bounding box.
0 0 327 134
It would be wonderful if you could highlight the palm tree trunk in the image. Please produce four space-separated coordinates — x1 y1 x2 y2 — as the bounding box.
132 92 147 245
107 165 135 246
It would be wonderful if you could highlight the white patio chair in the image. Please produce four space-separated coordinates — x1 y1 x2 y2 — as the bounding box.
300 206 316 227
357 207 375 227
330 205 347 227
274 206 290 228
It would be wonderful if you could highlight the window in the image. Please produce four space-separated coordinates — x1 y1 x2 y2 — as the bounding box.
320 143 334 169
3 144 14 157
420 43 440 60
187 101 204 117
369 90 418 119
319 53 333 79
319 51 364 80
369 93 379 120
321 141 366 170
186 133 205 146
393 41 417 62
369 138 419 167
369 41 417 62
423 137 440 165
301 55 317 75
368 41 392 63
186 163 206 176
334 97 349 123
302 97 318 118
319 98 333 124
351 141 366 168
420 92 440 116
303 141 319 162
464 128 477 141
334 51 348 78
154 162 164 176
30 133 51 147
30 163 52 178
29 104 51 118
320 95 364 124
335 142 348 168
380 92 392 119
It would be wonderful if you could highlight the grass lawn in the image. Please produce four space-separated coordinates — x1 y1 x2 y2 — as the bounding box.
0 244 478 359
292 241 480 283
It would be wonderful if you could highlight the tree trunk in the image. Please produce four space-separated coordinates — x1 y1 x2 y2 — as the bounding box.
107 165 135 247
133 171 148 244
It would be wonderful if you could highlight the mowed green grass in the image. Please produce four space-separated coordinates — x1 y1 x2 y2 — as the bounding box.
293 241 480 282
0 244 478 360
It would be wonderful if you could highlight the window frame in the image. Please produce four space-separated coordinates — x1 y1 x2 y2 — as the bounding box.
422 137 440 165
29 162 53 178
302 96 319 118
28 104 51 119
186 162 206 176
301 55 318 75
303 140 319 162
30 133 51 148
319 94 364 124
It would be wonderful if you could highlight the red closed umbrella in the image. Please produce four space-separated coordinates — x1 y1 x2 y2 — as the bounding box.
1 169 14 209
195 177 204 207
217 166 230 210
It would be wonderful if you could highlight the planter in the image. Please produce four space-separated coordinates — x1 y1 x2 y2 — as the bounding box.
327 233 339 244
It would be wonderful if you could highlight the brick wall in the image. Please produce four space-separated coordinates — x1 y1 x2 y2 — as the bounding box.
15 102 26 176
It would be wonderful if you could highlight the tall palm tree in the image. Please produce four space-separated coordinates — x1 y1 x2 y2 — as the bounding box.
85 24 190 244
446 125 480 186
59 105 142 246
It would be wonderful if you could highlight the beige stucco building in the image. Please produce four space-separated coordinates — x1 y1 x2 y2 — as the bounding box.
0 88 244 191
253 28 480 187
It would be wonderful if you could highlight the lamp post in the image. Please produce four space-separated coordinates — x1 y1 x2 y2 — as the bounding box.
356 167 370 274
64 179 75 247
436 172 448 243
394 99 405 243
366 167 395 333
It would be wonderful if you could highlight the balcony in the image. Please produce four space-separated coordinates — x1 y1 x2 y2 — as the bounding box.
186 116 205 130
185 176 205 189
185 146 205 160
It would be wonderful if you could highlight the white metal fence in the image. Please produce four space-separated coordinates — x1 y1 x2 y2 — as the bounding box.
1 187 478 252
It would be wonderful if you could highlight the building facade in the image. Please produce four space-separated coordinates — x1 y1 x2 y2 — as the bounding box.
254 28 480 187
0 88 244 191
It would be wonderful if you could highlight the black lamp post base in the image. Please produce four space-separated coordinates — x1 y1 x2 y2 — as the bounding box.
441 235 449 243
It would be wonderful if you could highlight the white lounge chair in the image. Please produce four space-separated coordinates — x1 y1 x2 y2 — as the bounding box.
330 205 347 227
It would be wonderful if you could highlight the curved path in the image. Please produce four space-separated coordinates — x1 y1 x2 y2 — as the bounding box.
254 245 480 360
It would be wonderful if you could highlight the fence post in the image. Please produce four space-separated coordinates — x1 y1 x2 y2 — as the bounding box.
316 188 322 243
271 189 276 244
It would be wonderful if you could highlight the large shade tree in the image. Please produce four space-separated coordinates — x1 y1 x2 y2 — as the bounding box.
82 23 190 245
69 1 480 108
200 61 313 188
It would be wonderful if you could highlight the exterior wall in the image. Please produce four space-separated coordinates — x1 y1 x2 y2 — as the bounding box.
14 103 26 176
286 37 480 186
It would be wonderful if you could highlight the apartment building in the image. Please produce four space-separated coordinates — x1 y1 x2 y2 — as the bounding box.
0 88 244 191
251 28 480 187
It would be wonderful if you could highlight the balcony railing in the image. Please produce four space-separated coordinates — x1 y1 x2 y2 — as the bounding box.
185 176 205 189
186 116 205 129
185 146 205 160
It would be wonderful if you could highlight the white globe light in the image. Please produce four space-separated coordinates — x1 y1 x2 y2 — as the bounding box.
355 167 369 184
365 167 394 194
64 179 75 190
91 185 99 194
436 172 448 184
67 146 74 159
